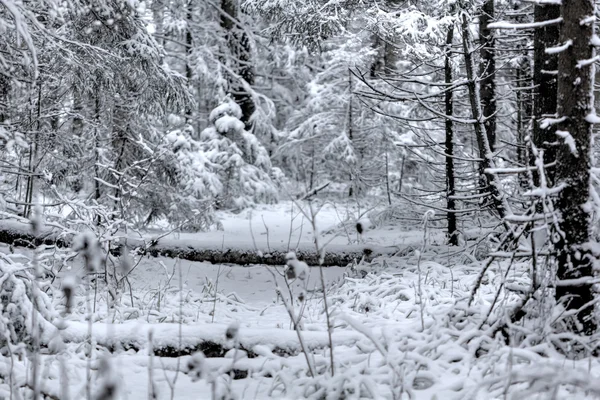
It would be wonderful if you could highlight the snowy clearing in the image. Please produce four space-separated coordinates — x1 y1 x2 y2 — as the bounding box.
2 205 600 399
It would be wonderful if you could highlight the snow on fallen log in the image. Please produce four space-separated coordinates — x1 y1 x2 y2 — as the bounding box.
46 321 364 358
0 219 409 266
144 241 405 267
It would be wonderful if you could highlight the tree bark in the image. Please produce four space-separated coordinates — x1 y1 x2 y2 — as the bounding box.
554 0 596 334
220 0 255 128
532 3 560 186
0 74 9 123
516 58 533 190
444 25 458 246
479 0 496 152
460 10 512 224
185 2 194 126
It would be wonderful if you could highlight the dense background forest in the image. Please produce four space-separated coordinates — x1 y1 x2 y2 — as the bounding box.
3 0 600 398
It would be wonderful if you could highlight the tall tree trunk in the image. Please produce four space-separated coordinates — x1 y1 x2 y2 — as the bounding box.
553 0 596 334
532 3 560 186
369 34 384 78
445 25 458 246
93 90 102 226
151 0 165 47
24 83 43 218
185 2 194 126
0 74 9 123
516 59 533 189
220 0 255 128
347 68 354 198
460 10 512 224
479 0 496 152
383 37 397 74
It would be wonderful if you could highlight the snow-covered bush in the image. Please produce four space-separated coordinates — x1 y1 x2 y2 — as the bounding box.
0 257 54 350
148 125 221 231
201 99 278 209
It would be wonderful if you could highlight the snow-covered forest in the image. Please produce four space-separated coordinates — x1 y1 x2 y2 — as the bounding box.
2 0 600 398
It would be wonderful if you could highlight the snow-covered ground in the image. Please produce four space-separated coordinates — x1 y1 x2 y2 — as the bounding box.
2 203 599 399
147 201 445 252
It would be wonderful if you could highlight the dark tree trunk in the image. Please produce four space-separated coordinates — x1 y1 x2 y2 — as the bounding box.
516 58 533 189
444 25 458 246
460 10 511 224
0 74 9 123
369 34 383 78
151 0 165 47
94 90 102 226
479 0 496 152
185 3 194 126
347 68 355 198
220 0 255 129
532 3 560 186
554 0 596 334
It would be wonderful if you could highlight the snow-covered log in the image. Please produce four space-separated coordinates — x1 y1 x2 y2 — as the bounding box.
0 219 406 266
44 321 363 358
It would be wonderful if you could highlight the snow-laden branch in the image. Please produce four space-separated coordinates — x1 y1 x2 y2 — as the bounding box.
488 18 562 30
556 130 578 157
577 55 600 68
546 40 572 54
522 0 561 4
539 116 566 129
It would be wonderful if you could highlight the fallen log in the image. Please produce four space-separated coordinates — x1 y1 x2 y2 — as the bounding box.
45 321 364 358
0 219 411 266
145 243 410 267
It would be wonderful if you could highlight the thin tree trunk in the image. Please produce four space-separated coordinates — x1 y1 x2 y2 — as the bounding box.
553 0 596 334
460 10 512 223
24 84 43 218
0 74 9 123
532 3 560 186
220 0 255 128
445 25 458 246
516 58 533 189
398 154 405 194
151 0 165 47
479 0 496 152
385 149 392 206
93 91 102 226
185 3 194 126
347 68 354 198
369 34 383 78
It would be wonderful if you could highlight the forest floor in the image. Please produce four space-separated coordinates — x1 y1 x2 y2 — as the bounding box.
3 202 600 399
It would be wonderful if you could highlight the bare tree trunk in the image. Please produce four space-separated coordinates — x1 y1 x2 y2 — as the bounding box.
369 34 384 78
0 74 9 123
151 0 165 47
24 84 43 218
385 149 392 206
398 153 405 194
479 0 496 151
445 25 458 246
383 38 397 74
185 2 194 126
516 59 532 189
93 90 102 226
220 0 255 128
532 3 560 186
347 68 354 198
460 10 512 223
553 0 596 334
